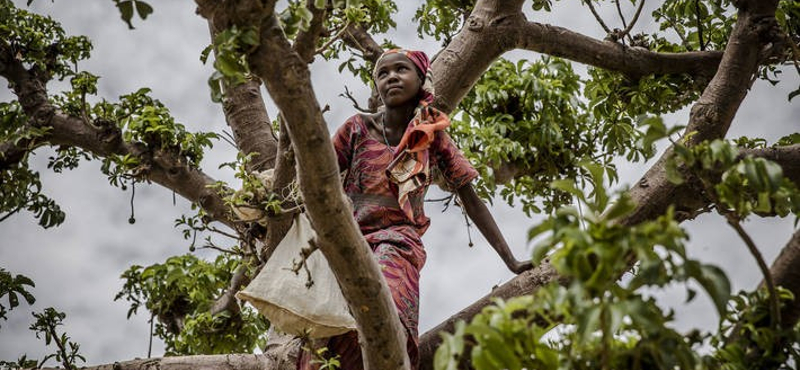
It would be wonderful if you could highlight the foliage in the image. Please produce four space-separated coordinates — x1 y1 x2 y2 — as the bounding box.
114 254 269 355
666 139 800 219
111 0 153 29
414 0 474 44
0 102 65 228
27 307 86 369
711 287 800 370
437 165 734 369
450 57 612 215
201 26 259 103
0 0 92 81
0 268 35 327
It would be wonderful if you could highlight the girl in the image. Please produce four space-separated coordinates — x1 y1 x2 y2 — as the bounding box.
299 49 531 370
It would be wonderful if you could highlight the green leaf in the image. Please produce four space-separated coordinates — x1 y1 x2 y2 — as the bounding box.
117 0 135 29
135 1 153 20
603 193 636 221
788 87 800 102
550 179 584 201
687 262 731 317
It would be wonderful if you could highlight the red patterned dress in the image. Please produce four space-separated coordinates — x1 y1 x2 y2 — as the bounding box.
298 114 477 370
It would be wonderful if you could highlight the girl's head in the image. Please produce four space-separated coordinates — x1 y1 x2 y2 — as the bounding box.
373 49 435 107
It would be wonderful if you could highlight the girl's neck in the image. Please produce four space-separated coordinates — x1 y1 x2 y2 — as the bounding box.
383 102 417 131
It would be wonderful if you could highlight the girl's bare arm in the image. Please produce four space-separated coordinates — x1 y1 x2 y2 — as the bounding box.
456 183 533 274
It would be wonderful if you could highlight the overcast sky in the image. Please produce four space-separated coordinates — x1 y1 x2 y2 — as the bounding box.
1 0 798 365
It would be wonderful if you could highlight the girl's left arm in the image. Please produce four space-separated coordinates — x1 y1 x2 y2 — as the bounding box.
456 183 533 274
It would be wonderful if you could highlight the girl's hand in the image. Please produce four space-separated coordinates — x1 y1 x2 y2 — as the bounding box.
507 259 534 274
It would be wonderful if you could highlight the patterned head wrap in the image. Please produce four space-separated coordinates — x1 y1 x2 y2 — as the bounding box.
373 49 435 104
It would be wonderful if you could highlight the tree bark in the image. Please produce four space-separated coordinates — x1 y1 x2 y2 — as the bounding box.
516 21 722 80
38 354 269 370
244 11 410 370
767 228 800 331
430 0 527 113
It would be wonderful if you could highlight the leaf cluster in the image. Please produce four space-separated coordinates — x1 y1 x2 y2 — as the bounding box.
94 88 218 168
653 0 735 51
584 67 699 161
0 102 65 228
0 1 92 81
201 26 259 103
114 254 268 355
711 288 800 370
451 57 598 215
29 307 85 369
437 165 733 370
414 0 474 44
667 139 800 219
111 0 153 30
0 268 36 327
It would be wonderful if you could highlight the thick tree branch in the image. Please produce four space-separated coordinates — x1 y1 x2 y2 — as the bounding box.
516 21 722 80
203 4 279 174
293 0 327 63
341 23 384 63
39 354 269 370
430 0 527 113
47 114 234 228
767 228 800 330
245 10 409 370
221 79 278 172
262 118 297 262
0 43 234 229
195 0 277 31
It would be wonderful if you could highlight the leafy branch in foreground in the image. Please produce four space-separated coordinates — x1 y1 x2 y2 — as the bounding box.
437 163 733 370
29 308 85 370
0 268 35 327
115 254 268 355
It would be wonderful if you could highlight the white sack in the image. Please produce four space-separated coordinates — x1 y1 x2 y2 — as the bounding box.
236 213 357 338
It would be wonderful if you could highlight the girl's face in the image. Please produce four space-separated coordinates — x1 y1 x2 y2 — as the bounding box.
374 53 422 108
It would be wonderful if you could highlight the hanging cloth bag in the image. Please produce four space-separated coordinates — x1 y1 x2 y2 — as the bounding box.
236 213 357 338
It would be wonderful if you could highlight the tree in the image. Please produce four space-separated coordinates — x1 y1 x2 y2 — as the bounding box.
1 0 799 369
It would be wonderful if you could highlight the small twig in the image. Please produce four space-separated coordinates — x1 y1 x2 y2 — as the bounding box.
461 204 474 248
220 130 238 149
654 10 690 48
616 0 646 42
147 313 154 358
615 0 628 29
207 226 241 240
694 0 706 50
339 85 371 113
291 238 319 288
584 0 612 34
46 320 73 370
0 206 23 223
198 241 238 255
724 214 781 329
425 194 455 203
314 21 350 56
785 35 800 76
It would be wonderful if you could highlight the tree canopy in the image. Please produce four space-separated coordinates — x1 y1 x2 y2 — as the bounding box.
1 0 800 369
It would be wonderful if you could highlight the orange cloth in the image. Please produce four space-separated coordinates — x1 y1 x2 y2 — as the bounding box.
386 104 451 220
